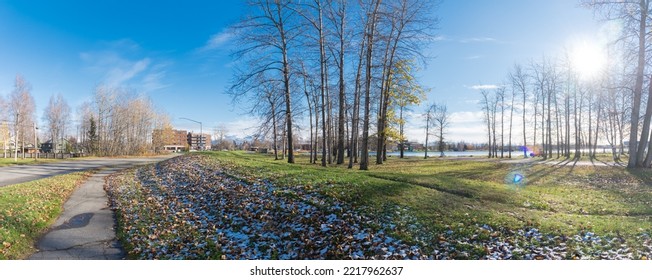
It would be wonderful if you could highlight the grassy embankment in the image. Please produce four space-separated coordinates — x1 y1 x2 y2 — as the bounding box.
205 151 652 239
0 171 93 259
0 158 65 167
104 151 652 259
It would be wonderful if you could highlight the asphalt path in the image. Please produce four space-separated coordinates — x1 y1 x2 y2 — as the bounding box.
28 167 129 260
0 154 178 187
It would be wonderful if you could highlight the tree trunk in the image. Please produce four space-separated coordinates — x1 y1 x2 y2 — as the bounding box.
304 79 314 163
628 0 648 168
500 92 505 158
588 93 593 159
336 5 346 165
270 96 279 160
399 105 405 158
522 81 528 158
360 0 380 171
276 4 294 164
425 107 430 159
349 37 365 169
508 87 515 158
637 75 652 165
593 99 601 159
533 92 538 158
547 88 552 159
574 87 580 159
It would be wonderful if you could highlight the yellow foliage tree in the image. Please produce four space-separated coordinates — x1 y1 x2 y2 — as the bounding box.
387 59 426 158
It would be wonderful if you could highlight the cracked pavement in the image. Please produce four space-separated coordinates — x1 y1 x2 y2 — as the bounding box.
28 168 125 260
26 156 176 260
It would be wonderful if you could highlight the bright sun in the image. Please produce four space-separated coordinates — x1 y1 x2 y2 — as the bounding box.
571 41 605 80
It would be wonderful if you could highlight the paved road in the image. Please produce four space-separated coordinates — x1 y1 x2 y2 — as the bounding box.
18 155 177 260
0 155 177 187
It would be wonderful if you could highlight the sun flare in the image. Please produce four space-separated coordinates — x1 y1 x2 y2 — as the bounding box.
571 41 605 80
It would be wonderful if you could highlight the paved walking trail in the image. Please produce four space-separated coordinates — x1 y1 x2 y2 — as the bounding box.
15 155 177 260
28 167 126 260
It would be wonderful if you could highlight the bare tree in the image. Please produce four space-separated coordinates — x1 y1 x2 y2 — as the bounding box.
531 58 549 159
298 62 318 163
43 94 71 153
348 22 367 169
583 0 650 168
293 0 332 166
0 95 8 158
9 75 36 160
359 0 382 171
510 63 529 158
480 89 494 158
80 85 159 156
325 0 349 164
375 0 437 165
423 103 434 159
432 103 450 157
496 85 506 158
230 0 300 163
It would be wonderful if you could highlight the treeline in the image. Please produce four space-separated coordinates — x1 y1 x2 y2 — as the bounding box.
584 0 652 168
0 75 37 159
0 75 169 157
229 0 438 170
77 86 169 156
477 1 652 168
479 55 629 161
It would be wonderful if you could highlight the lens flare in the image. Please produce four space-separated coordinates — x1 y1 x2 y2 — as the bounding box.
505 170 526 189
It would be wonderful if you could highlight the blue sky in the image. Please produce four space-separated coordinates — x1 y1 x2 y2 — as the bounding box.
0 0 605 143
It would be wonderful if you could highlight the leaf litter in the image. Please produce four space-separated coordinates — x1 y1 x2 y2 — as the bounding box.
105 155 652 260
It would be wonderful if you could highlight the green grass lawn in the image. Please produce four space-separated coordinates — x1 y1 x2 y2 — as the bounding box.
0 171 93 259
103 151 652 259
203 151 652 240
0 158 65 167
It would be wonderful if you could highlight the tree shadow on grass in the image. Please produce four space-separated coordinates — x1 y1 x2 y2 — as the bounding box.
625 168 652 187
526 158 579 185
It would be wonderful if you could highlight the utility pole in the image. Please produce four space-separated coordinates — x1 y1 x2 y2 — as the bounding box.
34 122 38 161
14 113 19 162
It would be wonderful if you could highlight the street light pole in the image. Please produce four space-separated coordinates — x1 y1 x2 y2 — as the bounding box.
14 113 18 162
34 122 38 161
180 117 203 151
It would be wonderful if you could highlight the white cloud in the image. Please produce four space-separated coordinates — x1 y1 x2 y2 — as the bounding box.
433 35 448 41
105 58 150 86
460 37 497 43
467 84 501 90
448 111 486 142
450 111 484 123
80 40 170 92
199 29 234 52
175 117 259 140
400 110 489 144
465 55 482 60
142 64 170 92
224 116 259 139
